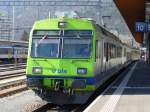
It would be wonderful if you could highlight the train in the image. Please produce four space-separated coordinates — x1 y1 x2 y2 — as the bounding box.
0 45 28 63
26 18 140 104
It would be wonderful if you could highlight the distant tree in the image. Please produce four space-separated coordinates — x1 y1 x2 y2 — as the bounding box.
20 31 29 41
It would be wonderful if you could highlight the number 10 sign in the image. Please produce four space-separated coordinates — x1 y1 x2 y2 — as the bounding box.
135 22 150 32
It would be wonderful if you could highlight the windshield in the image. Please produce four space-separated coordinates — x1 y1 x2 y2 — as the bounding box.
31 38 60 58
31 30 93 59
62 39 92 58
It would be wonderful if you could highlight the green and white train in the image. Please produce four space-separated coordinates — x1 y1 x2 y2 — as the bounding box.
26 18 140 104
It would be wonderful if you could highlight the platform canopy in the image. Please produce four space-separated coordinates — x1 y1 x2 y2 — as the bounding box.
114 0 149 43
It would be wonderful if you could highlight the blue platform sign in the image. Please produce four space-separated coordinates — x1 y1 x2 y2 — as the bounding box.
147 23 150 32
135 22 147 32
135 22 150 32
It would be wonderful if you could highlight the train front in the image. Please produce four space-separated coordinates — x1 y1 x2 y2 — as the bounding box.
26 18 96 104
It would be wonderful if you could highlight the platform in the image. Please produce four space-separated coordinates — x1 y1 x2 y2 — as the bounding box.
84 61 150 112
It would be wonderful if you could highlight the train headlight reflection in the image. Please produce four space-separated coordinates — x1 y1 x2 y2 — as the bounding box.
77 68 87 74
58 22 67 28
32 67 42 74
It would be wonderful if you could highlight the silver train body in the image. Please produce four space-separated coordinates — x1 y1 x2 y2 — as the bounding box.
94 24 140 89
0 45 28 63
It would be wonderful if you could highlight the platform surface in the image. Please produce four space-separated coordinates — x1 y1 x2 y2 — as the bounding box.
84 61 150 112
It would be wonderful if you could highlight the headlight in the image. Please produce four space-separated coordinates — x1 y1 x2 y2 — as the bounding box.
77 68 87 74
58 22 67 28
32 67 42 74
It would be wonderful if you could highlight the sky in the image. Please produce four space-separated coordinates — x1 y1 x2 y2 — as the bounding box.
0 0 137 46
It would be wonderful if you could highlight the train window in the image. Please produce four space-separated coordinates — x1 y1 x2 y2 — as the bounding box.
33 30 61 36
0 48 13 54
19 50 21 54
110 44 116 58
116 46 120 57
114 45 116 58
25 49 28 54
110 44 113 58
96 40 98 59
104 43 107 57
0 48 5 54
16 50 18 54
108 43 111 59
62 39 92 58
120 47 122 57
110 44 112 58
124 48 126 57
96 40 101 60
31 38 60 58
117 46 122 57
104 43 108 61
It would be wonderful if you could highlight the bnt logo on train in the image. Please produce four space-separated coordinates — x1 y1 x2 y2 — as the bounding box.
50 68 68 74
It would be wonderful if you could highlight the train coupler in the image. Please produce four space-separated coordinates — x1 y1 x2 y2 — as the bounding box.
54 80 64 92
54 80 75 96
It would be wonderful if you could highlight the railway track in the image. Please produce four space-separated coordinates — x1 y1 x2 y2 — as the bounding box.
0 79 27 97
0 63 25 68
0 65 26 72
0 70 25 80
29 62 135 112
0 63 26 80
0 62 134 111
0 63 27 97
0 72 25 80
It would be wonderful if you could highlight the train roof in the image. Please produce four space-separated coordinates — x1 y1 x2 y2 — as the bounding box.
95 24 131 47
96 24 121 41
33 18 94 30
32 17 132 48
